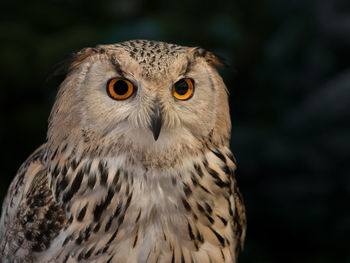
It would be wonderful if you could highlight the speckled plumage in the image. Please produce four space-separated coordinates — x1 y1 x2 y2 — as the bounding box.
0 40 246 263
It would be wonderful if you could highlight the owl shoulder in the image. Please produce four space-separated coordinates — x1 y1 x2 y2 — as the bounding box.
0 144 66 261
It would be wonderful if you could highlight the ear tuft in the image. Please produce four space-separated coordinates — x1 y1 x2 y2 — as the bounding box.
48 47 99 81
68 47 99 71
193 47 229 68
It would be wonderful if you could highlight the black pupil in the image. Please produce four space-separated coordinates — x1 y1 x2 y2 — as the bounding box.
175 79 189 95
113 80 129 95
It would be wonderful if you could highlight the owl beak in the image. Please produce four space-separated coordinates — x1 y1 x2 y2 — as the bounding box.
150 104 163 141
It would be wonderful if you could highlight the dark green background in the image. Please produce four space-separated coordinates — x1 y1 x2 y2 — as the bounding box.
1 0 349 262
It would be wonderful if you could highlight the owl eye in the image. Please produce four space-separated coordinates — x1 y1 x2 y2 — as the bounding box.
107 78 134 100
172 78 194 100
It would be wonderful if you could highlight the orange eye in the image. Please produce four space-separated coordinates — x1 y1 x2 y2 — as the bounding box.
172 78 194 100
107 78 135 100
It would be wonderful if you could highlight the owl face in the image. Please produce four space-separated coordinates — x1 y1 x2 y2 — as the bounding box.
49 40 230 153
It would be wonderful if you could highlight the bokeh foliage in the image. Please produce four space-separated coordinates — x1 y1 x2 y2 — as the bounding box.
0 0 349 262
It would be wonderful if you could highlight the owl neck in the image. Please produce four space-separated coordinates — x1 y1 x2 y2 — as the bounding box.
46 129 230 211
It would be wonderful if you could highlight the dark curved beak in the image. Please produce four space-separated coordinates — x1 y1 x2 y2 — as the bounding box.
149 104 162 141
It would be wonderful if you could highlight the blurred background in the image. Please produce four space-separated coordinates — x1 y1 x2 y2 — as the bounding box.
0 0 349 262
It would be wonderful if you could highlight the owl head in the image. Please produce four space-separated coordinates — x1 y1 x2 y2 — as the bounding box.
47 40 231 159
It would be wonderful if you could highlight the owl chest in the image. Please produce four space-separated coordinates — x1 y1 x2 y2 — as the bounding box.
48 166 190 262
47 151 236 262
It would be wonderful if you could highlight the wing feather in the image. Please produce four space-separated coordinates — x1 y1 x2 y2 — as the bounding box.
0 144 66 262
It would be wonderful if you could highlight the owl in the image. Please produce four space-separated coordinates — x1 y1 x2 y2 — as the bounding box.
0 40 246 263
